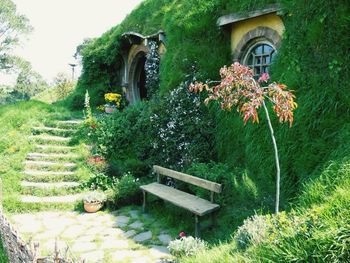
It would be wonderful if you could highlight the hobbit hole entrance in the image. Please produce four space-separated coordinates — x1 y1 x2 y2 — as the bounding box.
134 54 147 100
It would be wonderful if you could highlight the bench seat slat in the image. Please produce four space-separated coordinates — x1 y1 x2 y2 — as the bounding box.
154 165 222 193
141 182 220 216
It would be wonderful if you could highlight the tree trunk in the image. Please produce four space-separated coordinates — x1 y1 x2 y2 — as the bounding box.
262 101 280 213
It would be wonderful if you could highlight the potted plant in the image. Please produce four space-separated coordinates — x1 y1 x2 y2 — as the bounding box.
104 92 121 113
83 191 107 213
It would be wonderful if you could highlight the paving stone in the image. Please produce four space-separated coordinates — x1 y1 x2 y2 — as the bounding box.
141 213 153 220
158 234 173 245
110 250 132 261
100 238 129 250
71 241 97 252
75 235 97 243
100 228 125 238
122 230 137 238
115 215 130 227
14 217 42 233
34 212 62 220
34 229 63 241
129 210 139 218
80 250 104 262
133 231 152 243
129 221 144 229
61 225 87 238
149 246 171 258
85 226 108 236
131 256 153 263
42 217 75 230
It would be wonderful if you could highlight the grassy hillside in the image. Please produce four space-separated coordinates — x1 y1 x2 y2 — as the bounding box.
67 0 350 261
0 101 86 213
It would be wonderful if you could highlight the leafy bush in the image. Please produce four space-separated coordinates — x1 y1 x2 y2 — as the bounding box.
150 78 215 169
233 214 270 250
168 236 208 257
113 172 141 205
81 172 116 191
186 162 259 208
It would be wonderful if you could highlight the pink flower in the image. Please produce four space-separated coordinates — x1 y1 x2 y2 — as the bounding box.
258 72 270 83
179 231 186 238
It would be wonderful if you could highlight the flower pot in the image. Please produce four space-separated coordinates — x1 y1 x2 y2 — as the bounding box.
84 201 103 213
105 105 116 114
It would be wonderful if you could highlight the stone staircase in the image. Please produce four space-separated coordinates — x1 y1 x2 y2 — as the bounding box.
20 119 84 204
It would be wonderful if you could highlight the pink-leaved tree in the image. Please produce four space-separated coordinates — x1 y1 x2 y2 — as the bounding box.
189 62 297 213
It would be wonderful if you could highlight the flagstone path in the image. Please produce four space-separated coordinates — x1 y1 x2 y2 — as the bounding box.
10 209 173 262
9 119 174 262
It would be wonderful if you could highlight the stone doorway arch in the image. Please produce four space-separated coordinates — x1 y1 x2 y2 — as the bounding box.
128 47 149 104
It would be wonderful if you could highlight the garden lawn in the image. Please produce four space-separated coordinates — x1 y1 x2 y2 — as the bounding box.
0 100 87 213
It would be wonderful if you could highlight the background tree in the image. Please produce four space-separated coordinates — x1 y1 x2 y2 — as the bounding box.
53 72 75 100
190 63 297 213
14 59 48 100
0 0 32 71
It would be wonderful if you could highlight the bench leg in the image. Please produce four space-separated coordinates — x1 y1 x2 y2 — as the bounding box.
195 215 200 238
142 190 147 213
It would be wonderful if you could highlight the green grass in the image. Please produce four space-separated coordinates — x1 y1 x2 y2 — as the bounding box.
0 238 8 263
0 100 92 213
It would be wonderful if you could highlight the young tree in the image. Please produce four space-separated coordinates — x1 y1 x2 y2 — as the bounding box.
0 0 32 71
53 72 75 100
189 62 297 213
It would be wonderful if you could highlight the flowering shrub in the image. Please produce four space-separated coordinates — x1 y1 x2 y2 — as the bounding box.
150 78 214 169
104 92 122 108
83 191 107 203
168 236 207 257
234 214 271 250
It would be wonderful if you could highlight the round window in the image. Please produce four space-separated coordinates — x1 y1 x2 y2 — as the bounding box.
243 42 276 78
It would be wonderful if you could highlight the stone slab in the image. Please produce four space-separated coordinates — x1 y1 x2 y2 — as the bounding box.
133 231 152 243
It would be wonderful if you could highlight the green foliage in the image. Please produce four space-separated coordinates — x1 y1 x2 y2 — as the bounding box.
168 236 208 258
113 172 141 205
82 190 107 203
68 0 350 261
0 0 32 71
0 238 8 263
53 73 75 100
150 79 215 169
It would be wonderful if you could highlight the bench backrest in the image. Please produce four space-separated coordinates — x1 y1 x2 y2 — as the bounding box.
153 165 222 194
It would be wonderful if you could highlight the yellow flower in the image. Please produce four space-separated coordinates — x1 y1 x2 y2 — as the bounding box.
104 93 122 103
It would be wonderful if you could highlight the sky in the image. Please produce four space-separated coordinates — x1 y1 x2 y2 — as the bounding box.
10 0 144 83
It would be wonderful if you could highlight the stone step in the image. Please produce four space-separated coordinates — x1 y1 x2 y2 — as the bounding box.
33 126 75 134
27 152 79 160
20 194 82 203
23 170 75 176
29 135 71 142
24 160 77 168
56 120 83 126
35 144 75 152
21 181 80 189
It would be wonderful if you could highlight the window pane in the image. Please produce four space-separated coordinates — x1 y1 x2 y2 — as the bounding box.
255 45 263 55
247 55 253 65
243 42 276 78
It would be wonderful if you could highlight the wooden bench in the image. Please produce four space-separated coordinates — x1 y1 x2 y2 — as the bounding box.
140 165 222 237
